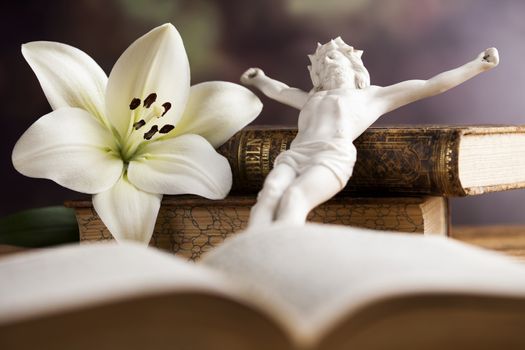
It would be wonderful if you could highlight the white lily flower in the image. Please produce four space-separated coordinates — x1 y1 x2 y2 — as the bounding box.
12 23 262 244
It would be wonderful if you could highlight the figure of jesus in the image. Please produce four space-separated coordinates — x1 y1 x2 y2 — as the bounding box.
241 37 499 227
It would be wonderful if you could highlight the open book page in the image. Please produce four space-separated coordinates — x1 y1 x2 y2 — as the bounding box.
3 225 525 349
201 223 525 346
0 242 235 325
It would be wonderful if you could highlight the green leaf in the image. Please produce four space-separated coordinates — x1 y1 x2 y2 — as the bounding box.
0 206 79 247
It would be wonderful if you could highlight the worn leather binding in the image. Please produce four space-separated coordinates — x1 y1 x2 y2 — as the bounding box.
67 196 447 260
217 125 525 197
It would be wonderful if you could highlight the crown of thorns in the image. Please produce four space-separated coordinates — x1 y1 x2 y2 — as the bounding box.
307 37 364 68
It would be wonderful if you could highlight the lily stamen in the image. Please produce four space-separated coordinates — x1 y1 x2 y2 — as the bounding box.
143 93 157 108
159 124 175 134
130 94 172 123
161 102 171 116
129 98 141 110
126 94 174 142
144 125 159 140
133 120 146 130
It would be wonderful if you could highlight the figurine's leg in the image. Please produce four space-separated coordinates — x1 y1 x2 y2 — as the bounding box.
275 165 343 225
247 164 297 227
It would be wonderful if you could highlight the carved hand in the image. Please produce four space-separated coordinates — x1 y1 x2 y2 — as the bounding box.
477 47 499 70
240 67 265 86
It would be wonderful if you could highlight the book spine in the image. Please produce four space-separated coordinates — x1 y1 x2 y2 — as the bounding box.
217 128 465 196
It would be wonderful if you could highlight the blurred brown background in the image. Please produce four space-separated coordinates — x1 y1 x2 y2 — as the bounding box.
1 0 525 225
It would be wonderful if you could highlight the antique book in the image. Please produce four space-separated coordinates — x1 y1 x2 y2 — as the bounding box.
2 224 525 350
217 125 525 196
67 195 448 260
452 225 525 260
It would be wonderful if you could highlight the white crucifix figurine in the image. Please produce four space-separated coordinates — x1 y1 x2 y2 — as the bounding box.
241 37 499 227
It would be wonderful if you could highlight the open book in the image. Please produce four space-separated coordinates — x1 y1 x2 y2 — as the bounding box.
2 224 525 349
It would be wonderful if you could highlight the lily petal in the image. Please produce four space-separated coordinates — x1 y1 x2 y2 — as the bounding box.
105 23 190 138
93 176 162 243
128 134 231 199
21 41 108 124
172 81 263 148
12 108 123 194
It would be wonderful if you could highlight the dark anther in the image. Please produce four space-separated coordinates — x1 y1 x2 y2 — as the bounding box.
133 119 146 130
159 124 175 134
143 93 157 108
143 125 159 140
129 98 141 110
161 102 172 116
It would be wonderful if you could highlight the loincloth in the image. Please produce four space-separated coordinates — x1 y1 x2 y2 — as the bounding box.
274 138 357 188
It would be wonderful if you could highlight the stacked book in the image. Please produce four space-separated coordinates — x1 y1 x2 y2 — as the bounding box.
69 125 525 260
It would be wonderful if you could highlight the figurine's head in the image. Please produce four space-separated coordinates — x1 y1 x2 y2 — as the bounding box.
308 37 370 91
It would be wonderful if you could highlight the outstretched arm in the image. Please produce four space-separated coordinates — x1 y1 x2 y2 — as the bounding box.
372 48 499 115
241 68 309 110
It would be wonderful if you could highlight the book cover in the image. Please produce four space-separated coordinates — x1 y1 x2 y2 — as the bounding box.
218 125 525 196
67 196 448 260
